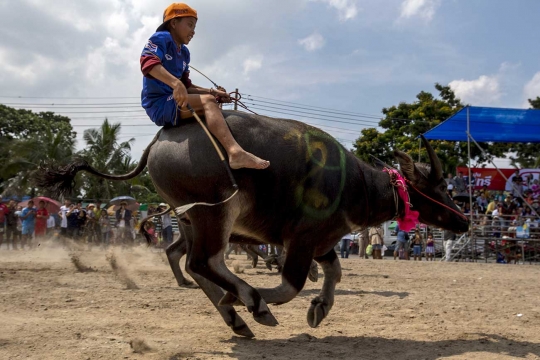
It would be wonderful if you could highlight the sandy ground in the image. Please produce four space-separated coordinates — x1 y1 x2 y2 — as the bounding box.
0 242 539 360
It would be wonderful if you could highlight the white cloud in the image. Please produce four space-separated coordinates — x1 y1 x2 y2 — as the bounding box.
310 0 358 21
523 72 540 107
243 56 263 75
298 32 325 52
449 75 501 105
399 0 440 21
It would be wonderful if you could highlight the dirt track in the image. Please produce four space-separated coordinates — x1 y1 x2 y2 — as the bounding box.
1 243 539 360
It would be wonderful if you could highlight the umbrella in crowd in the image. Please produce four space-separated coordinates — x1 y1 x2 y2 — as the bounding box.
108 196 139 213
453 192 477 203
18 196 62 214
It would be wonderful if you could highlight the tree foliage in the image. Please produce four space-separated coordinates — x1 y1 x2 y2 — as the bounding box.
0 105 76 196
353 84 512 174
506 97 540 168
0 104 161 203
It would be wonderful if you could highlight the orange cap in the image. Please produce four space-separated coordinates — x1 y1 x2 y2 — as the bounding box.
156 3 198 32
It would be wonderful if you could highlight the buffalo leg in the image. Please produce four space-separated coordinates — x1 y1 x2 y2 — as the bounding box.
180 222 255 338
243 245 260 268
307 249 341 328
222 240 314 306
165 232 195 287
187 208 278 327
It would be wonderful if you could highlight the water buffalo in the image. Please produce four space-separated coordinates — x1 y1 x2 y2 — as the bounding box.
38 110 469 337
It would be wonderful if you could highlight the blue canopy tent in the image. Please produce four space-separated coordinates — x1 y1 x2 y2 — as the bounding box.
423 106 540 143
422 106 540 259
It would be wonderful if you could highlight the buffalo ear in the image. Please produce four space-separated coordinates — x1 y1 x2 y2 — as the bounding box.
394 150 416 181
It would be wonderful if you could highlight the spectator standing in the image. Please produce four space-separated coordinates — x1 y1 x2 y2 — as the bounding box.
393 225 410 260
76 202 87 239
94 201 103 239
66 203 80 239
46 214 56 237
340 233 353 259
5 200 19 250
34 200 49 240
477 193 488 213
85 204 98 245
159 203 173 245
368 226 384 259
99 211 111 247
411 228 423 261
445 173 457 196
453 172 466 194
425 233 435 261
115 201 132 245
20 200 37 249
511 170 524 205
0 196 8 249
357 229 369 259
443 229 456 261
59 199 71 238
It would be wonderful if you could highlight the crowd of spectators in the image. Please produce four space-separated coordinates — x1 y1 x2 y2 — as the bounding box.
0 196 152 250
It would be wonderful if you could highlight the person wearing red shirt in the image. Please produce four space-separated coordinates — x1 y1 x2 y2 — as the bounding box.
35 200 49 239
0 195 9 249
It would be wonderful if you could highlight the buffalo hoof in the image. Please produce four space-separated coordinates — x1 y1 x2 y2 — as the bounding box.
231 323 255 338
252 309 279 327
308 262 318 283
307 296 329 328
219 292 244 306
178 279 198 289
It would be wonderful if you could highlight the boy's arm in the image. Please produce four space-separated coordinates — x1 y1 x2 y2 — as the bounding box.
148 65 189 108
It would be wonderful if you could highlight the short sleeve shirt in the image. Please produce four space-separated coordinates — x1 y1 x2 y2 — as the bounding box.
21 207 36 227
60 205 69 228
141 31 191 123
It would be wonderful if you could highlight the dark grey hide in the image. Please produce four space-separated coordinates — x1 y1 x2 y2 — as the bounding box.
38 110 469 337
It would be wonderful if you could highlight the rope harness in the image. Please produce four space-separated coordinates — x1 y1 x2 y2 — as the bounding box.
383 167 469 225
189 65 258 115
403 178 469 222
384 168 419 232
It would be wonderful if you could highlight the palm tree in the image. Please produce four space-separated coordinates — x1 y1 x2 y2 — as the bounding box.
79 119 135 200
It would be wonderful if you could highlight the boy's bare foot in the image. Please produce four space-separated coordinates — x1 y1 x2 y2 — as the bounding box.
229 151 270 170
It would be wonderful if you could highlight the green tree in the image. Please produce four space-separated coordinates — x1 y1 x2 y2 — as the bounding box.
0 105 76 196
528 96 540 110
507 97 540 168
353 84 510 174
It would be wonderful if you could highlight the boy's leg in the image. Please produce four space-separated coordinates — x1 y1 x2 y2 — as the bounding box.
178 95 270 170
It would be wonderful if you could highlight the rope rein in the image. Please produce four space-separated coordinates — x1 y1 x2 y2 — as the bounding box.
403 179 469 222
189 65 259 115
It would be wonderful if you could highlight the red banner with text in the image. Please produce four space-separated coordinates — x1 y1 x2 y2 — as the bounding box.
456 167 515 191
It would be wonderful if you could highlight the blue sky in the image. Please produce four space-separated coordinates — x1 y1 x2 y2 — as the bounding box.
0 0 539 166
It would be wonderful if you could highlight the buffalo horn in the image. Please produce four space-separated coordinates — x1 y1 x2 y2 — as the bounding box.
421 135 443 180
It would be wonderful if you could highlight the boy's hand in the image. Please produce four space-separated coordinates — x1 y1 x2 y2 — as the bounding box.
173 81 189 108
215 89 231 103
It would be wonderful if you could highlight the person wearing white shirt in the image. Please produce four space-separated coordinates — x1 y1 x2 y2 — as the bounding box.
46 215 56 236
58 199 71 238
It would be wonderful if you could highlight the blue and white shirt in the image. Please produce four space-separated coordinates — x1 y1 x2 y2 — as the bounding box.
140 31 191 125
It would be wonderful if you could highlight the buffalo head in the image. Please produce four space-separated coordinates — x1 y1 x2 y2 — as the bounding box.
393 136 469 233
